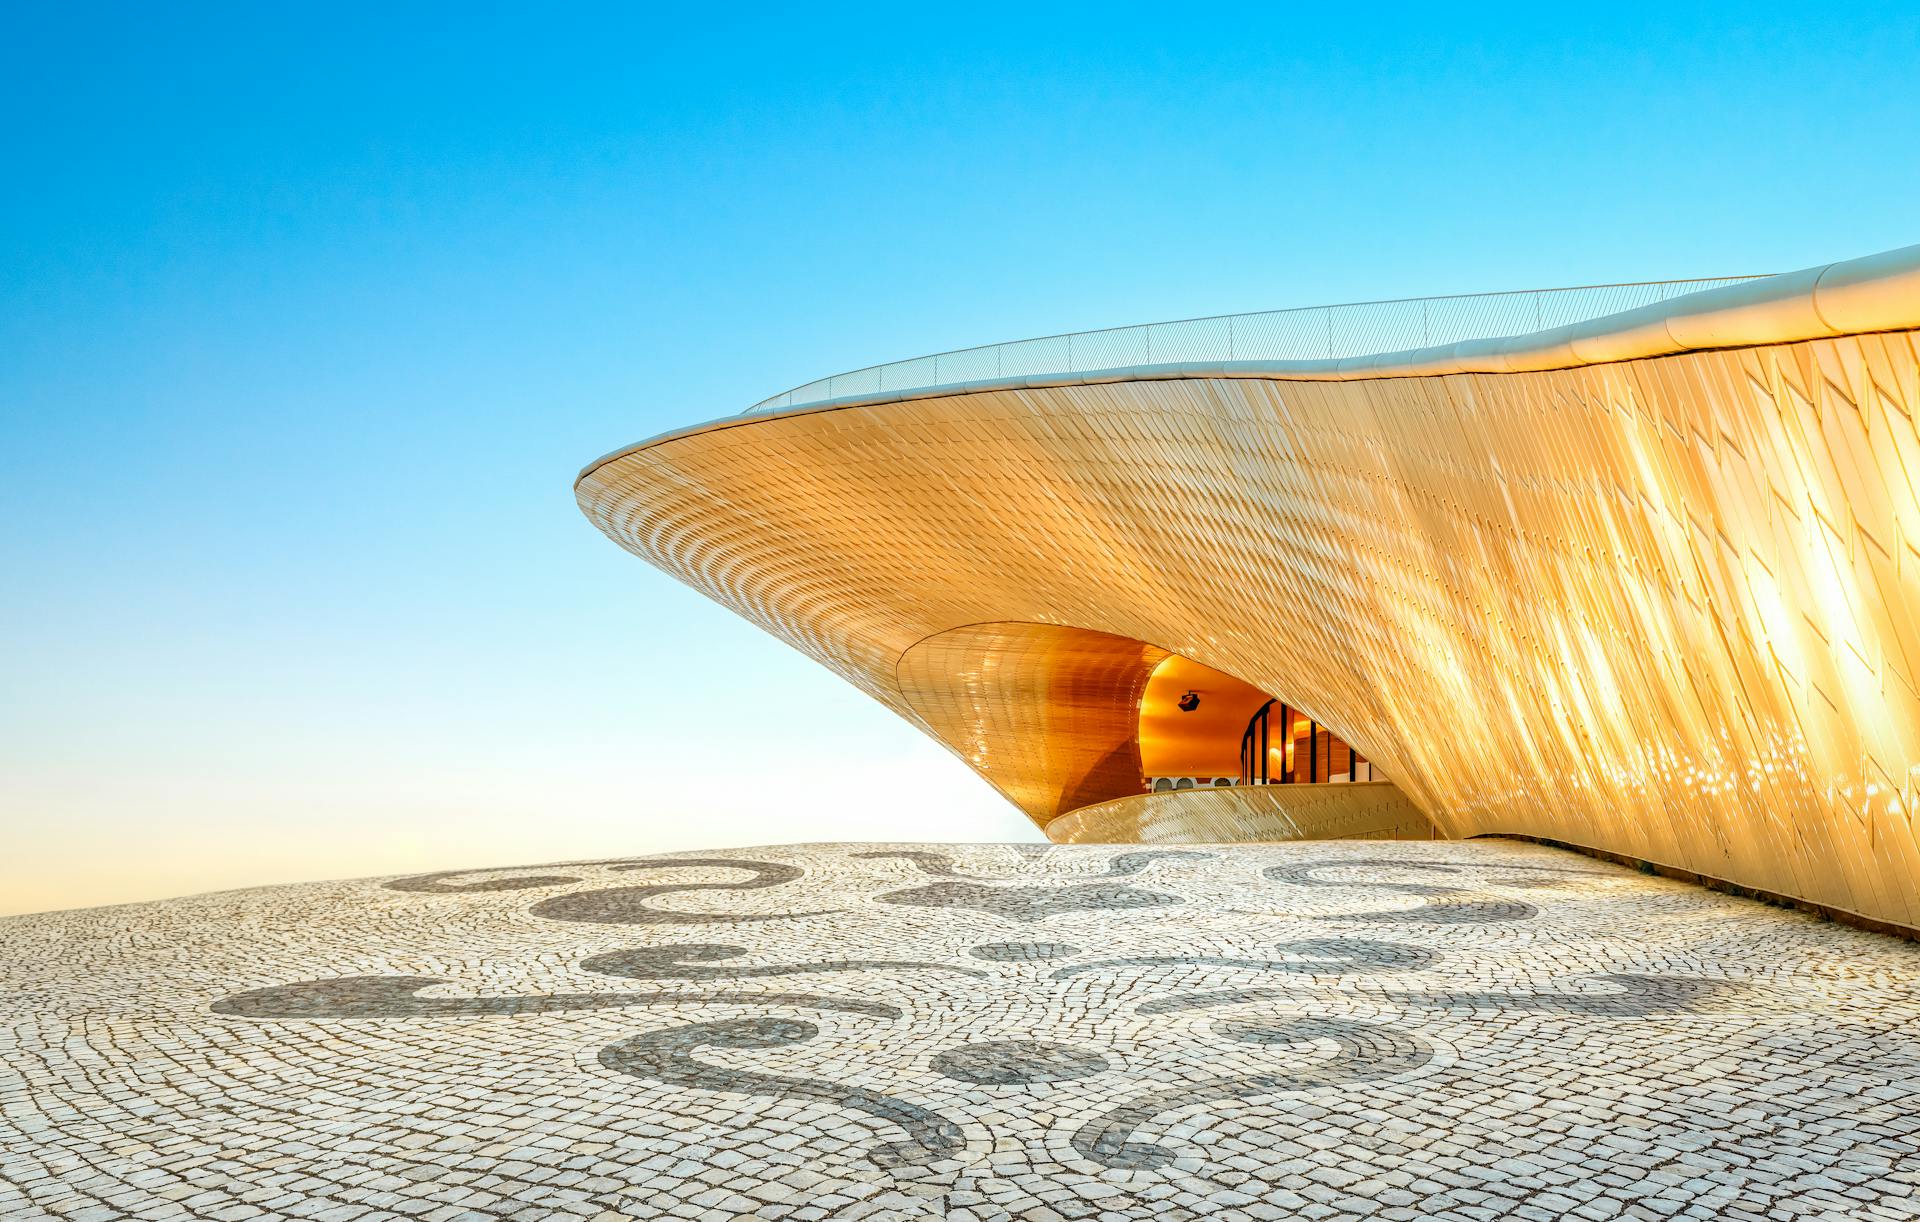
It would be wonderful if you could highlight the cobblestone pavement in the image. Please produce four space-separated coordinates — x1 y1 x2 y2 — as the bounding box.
3 840 1918 1221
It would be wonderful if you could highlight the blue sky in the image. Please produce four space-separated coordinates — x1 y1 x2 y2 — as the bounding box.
4 2 1917 912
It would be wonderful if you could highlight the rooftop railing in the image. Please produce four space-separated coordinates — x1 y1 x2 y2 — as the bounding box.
745 274 1769 414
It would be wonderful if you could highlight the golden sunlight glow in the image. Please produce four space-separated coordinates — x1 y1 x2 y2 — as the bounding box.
580 302 1920 929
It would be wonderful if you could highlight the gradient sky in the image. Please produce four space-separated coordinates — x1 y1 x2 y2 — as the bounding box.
4 3 1918 916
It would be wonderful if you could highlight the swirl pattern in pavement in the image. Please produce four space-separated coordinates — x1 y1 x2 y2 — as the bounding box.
1 839 1917 1220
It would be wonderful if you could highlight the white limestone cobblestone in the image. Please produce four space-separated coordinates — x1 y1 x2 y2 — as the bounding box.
1 840 1916 1219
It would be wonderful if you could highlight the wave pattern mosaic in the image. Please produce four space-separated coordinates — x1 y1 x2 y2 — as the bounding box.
579 247 1920 929
2 843 1916 1220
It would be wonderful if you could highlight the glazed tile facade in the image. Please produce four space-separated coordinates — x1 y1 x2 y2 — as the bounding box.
580 320 1920 928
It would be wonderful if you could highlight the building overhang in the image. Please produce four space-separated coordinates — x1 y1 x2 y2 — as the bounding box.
579 243 1920 930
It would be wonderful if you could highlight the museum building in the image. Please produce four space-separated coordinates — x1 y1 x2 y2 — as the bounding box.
579 243 1920 932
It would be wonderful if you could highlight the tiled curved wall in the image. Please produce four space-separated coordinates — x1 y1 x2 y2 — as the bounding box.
895 622 1167 819
580 257 1920 928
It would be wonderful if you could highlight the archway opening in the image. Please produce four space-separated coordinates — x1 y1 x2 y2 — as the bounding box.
896 622 1379 826
1139 653 1377 792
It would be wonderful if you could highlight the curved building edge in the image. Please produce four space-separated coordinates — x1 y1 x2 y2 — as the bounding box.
579 242 1920 485
579 240 1920 929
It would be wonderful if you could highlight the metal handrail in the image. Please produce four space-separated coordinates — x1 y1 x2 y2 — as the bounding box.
745 274 1769 415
